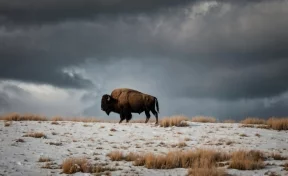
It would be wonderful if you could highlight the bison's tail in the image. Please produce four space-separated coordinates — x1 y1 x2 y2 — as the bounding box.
155 97 159 113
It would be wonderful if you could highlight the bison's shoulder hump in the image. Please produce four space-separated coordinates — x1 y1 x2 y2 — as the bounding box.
111 88 143 99
112 88 143 94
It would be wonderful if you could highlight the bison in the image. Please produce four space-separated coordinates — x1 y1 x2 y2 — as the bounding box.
101 88 159 124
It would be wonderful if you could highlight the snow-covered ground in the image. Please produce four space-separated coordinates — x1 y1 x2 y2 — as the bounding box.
0 120 287 176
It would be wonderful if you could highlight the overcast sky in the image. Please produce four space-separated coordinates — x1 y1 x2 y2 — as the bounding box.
1 0 288 121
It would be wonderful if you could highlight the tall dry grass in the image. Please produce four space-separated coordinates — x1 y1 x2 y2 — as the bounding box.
2 112 287 130
68 117 101 123
229 150 265 170
38 156 51 162
266 117 288 131
271 152 287 160
61 157 115 174
0 113 102 123
62 157 91 174
160 115 189 127
0 112 148 123
0 113 47 121
240 117 266 125
108 149 230 169
191 116 217 123
187 167 227 176
106 151 125 161
240 117 288 130
51 116 64 121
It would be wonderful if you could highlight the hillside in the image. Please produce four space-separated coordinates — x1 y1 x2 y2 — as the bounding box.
0 116 288 176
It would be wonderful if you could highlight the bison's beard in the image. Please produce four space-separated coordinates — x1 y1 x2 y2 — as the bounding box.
105 110 111 116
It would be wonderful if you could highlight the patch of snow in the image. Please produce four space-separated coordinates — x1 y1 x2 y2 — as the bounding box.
0 121 287 176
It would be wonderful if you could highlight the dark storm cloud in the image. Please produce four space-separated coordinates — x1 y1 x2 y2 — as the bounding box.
0 0 194 25
0 31 95 89
0 0 273 25
0 57 94 89
0 0 288 101
157 58 288 100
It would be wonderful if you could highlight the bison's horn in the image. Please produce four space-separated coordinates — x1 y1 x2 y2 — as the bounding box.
107 96 110 101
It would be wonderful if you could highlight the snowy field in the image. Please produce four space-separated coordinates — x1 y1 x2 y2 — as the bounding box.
0 120 287 176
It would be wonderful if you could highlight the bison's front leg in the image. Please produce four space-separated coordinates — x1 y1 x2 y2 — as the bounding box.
119 110 125 124
126 113 132 123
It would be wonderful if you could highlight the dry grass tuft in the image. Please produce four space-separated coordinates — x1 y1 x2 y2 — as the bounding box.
107 151 124 161
49 142 62 146
38 156 51 162
255 133 261 137
239 133 248 137
41 162 60 169
187 167 227 176
51 121 60 125
266 117 288 131
229 150 265 170
225 140 234 145
51 116 63 121
223 119 236 123
256 125 270 129
240 124 255 128
191 116 217 123
159 115 189 127
15 138 25 143
62 157 90 174
240 117 266 125
61 157 115 174
124 152 140 162
23 132 46 138
271 153 287 160
282 162 288 171
70 117 100 123
177 142 187 148
184 137 191 141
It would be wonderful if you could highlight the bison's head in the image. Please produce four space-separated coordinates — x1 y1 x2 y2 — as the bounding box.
101 94 114 116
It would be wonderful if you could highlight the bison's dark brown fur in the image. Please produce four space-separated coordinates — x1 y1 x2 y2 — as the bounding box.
101 88 159 124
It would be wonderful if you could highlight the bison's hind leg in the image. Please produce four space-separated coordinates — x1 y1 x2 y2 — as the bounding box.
119 116 125 124
145 110 151 123
151 109 158 124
